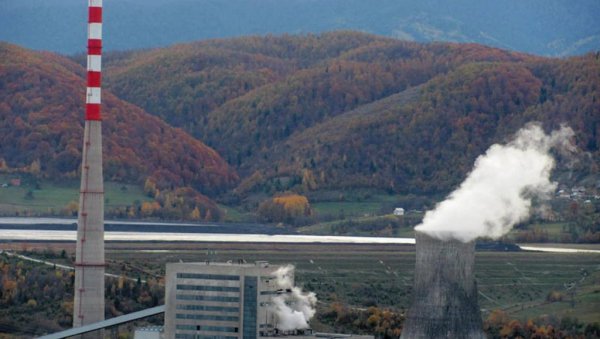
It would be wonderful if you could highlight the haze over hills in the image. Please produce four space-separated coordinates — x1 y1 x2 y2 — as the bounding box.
1 0 599 57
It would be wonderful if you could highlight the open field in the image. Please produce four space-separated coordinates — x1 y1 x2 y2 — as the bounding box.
312 200 390 219
298 214 419 237
528 222 568 236
217 204 253 223
309 192 431 218
4 241 599 326
0 176 151 215
105 242 600 324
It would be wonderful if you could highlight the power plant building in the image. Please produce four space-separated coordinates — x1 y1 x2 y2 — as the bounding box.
164 261 296 339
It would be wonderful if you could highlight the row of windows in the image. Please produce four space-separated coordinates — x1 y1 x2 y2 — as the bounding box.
176 324 239 333
175 334 237 339
259 324 274 329
176 313 239 322
176 304 239 313
259 291 280 295
260 276 276 281
176 294 240 303
243 276 258 339
176 284 240 292
177 273 240 281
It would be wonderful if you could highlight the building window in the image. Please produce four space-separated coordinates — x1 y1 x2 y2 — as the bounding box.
176 294 239 302
259 290 280 295
177 273 240 281
176 324 238 333
242 276 258 339
175 313 239 322
176 304 239 312
176 284 240 292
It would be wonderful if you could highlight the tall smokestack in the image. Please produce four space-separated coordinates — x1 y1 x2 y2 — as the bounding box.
73 0 105 334
401 231 485 339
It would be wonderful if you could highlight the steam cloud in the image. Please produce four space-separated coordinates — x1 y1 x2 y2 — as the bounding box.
415 123 575 242
270 265 317 331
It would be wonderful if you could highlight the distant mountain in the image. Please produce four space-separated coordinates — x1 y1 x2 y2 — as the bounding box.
1 0 599 56
0 43 238 200
99 32 599 195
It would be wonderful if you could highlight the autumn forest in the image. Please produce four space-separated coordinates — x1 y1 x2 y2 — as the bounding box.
0 32 598 232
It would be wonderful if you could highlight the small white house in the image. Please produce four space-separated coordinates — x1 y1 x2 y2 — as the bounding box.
393 207 405 216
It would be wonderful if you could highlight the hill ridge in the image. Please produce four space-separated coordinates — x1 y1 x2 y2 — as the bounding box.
0 43 239 210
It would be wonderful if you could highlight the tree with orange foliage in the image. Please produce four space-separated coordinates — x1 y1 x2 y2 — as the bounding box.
140 201 161 217
61 201 78 217
273 193 311 217
143 177 158 198
189 206 201 220
0 158 8 171
258 192 312 225
302 169 318 191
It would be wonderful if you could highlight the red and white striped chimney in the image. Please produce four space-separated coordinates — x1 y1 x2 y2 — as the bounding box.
85 0 103 121
74 0 105 334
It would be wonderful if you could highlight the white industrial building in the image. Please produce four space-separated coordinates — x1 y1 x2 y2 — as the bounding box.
42 260 373 339
164 261 305 339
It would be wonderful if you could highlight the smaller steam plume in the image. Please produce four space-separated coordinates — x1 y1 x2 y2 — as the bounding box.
415 123 575 242
270 265 317 331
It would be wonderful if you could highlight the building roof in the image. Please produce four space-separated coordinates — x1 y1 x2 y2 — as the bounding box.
169 260 272 268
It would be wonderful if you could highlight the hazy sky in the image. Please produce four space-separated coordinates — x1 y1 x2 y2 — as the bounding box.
1 0 599 55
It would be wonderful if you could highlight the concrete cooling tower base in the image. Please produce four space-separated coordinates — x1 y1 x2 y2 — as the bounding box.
401 231 485 339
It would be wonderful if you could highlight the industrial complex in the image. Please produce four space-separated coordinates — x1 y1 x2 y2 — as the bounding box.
57 1 484 338
63 2 332 338
164 261 308 338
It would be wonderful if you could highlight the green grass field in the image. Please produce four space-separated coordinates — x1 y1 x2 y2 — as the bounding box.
312 200 388 218
217 204 254 223
310 192 422 218
0 175 150 215
530 222 568 235
97 242 600 324
298 214 418 237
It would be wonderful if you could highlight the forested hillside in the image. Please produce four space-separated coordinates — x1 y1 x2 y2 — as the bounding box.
0 42 239 220
102 32 382 129
275 58 599 194
100 32 599 196
2 33 599 221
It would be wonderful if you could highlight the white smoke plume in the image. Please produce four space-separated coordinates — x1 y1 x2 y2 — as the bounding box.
415 123 575 242
274 264 295 289
270 265 317 331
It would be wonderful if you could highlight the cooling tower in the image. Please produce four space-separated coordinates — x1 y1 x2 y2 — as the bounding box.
401 231 485 339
